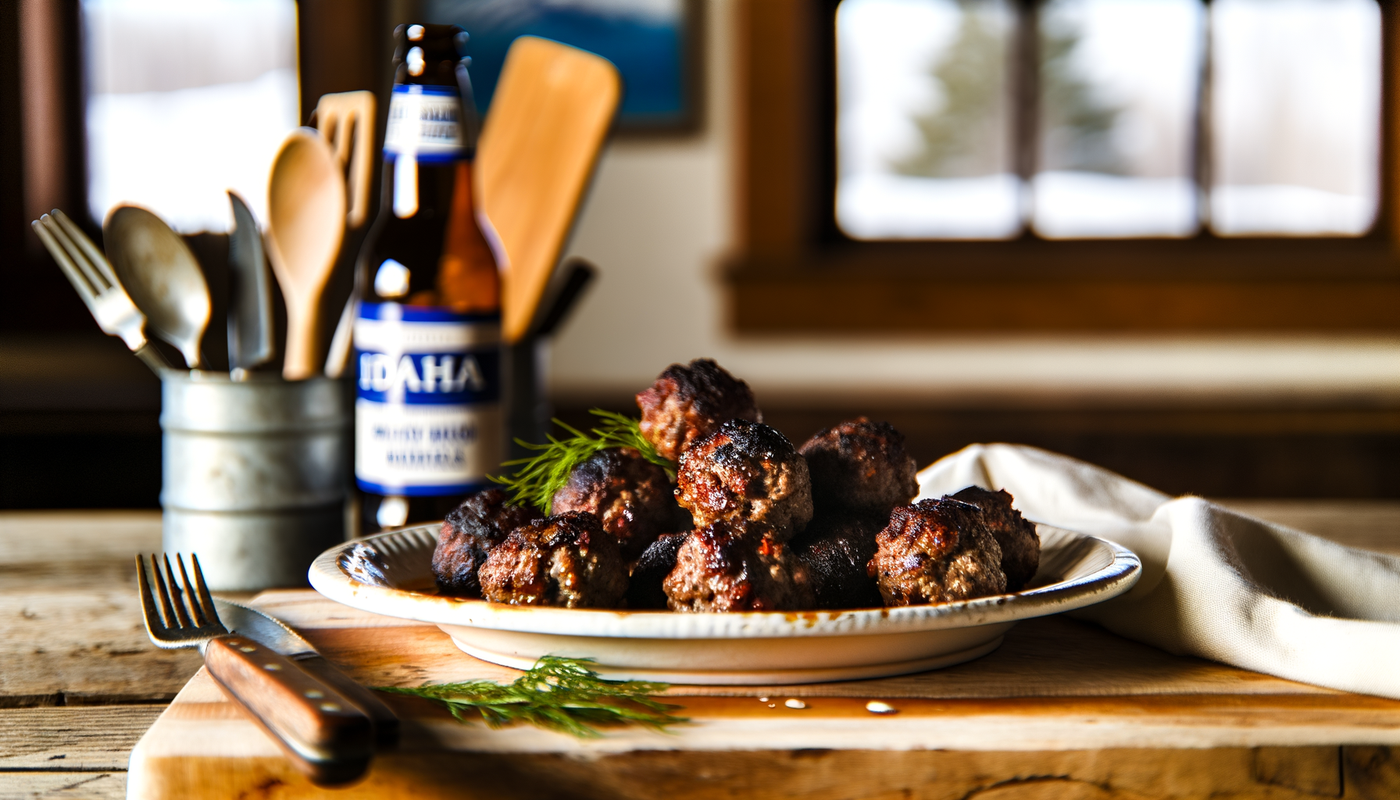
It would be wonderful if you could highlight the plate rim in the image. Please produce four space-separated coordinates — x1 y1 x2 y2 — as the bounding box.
307 522 1142 639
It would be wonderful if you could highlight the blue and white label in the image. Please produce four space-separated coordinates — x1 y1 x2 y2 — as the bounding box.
354 302 501 496
384 85 464 163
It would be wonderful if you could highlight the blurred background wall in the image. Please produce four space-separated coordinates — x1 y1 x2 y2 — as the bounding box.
547 0 1400 496
1 0 1397 508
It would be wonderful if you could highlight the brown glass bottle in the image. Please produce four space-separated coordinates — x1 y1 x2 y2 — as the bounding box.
354 24 503 532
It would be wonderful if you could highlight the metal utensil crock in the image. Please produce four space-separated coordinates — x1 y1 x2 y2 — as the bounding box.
160 372 350 590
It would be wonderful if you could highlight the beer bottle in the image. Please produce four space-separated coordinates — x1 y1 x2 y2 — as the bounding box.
354 23 502 532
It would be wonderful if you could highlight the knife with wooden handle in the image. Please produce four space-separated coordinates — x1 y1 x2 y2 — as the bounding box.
202 635 374 785
214 598 400 748
227 191 275 376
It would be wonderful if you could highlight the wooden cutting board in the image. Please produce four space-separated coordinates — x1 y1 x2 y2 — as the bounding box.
125 591 1400 799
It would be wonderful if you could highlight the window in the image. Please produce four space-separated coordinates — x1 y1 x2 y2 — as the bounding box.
835 0 1380 241
82 0 300 233
728 0 1400 333
2 0 382 333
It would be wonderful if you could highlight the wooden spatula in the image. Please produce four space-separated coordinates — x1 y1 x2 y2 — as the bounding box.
313 91 376 230
477 36 621 344
313 91 377 378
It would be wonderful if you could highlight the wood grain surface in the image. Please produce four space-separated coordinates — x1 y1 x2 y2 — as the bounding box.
5 505 1399 798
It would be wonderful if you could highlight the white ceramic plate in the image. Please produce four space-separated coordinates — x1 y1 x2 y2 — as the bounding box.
308 523 1139 685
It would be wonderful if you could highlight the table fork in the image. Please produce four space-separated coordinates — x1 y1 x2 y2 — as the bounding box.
136 553 373 785
32 209 173 374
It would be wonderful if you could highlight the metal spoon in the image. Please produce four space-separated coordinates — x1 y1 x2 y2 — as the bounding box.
266 128 346 380
104 205 212 370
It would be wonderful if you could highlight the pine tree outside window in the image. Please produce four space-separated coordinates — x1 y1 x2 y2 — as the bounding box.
835 0 1381 242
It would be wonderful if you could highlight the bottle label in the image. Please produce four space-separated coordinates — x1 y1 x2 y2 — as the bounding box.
354 302 501 496
384 84 464 164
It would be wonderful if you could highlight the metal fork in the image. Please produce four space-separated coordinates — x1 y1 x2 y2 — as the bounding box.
32 210 172 374
136 554 373 785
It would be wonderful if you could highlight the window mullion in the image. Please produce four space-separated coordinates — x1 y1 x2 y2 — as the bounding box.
1012 0 1041 235
1192 0 1215 236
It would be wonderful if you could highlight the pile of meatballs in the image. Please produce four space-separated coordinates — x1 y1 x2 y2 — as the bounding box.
430 359 1041 612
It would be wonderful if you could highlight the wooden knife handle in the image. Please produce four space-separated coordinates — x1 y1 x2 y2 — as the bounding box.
204 636 373 786
295 654 401 748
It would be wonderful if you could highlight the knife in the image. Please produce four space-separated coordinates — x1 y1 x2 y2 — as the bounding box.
213 598 400 748
227 191 275 377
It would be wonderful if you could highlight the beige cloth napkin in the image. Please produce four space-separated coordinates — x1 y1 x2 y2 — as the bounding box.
917 443 1400 699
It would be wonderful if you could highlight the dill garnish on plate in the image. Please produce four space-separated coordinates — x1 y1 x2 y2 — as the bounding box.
492 409 677 514
378 656 687 738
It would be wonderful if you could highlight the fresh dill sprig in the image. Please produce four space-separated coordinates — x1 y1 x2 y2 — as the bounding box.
490 409 676 514
586 410 674 474
377 656 687 738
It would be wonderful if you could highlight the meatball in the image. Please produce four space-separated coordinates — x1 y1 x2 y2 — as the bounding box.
433 489 543 596
799 418 918 515
636 358 762 462
625 531 690 610
870 499 1006 606
663 521 814 612
478 512 628 608
793 511 885 609
550 447 686 563
676 419 813 541
951 486 1041 591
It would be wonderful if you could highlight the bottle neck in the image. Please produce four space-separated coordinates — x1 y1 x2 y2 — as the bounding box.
384 83 471 219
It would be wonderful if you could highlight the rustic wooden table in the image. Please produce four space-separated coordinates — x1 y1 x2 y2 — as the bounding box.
3 503 1399 799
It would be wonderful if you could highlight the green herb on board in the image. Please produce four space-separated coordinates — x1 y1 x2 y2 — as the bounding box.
378 656 687 738
491 409 676 514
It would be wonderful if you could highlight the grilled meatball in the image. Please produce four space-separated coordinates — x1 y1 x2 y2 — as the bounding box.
951 486 1041 591
433 489 543 596
870 499 1006 606
625 531 690 610
676 419 813 541
636 359 762 462
550 447 686 563
793 511 885 609
799 418 918 515
478 512 628 608
663 521 814 612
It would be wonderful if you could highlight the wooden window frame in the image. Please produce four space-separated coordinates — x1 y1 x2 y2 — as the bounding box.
727 0 1400 334
0 0 391 333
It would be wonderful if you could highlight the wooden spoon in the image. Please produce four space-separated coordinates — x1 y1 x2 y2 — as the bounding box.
266 128 346 380
103 205 212 370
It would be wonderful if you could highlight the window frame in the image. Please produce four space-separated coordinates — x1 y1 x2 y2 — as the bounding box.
726 0 1400 333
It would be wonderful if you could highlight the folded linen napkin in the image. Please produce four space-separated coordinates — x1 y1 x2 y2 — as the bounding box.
918 443 1400 699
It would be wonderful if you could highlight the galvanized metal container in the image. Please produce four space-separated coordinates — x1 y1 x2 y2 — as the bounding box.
160 372 351 591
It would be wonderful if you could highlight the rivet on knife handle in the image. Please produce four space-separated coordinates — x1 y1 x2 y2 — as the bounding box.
204 636 373 786
295 653 401 748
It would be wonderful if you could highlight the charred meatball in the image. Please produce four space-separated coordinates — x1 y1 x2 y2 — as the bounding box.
625 531 690 610
550 447 686 563
870 499 1006 606
676 419 813 540
433 489 543 596
799 418 918 515
663 521 814 612
636 359 762 462
793 511 885 609
951 486 1041 591
478 512 628 608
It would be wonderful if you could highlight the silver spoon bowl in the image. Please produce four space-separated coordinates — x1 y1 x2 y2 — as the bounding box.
104 205 212 370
